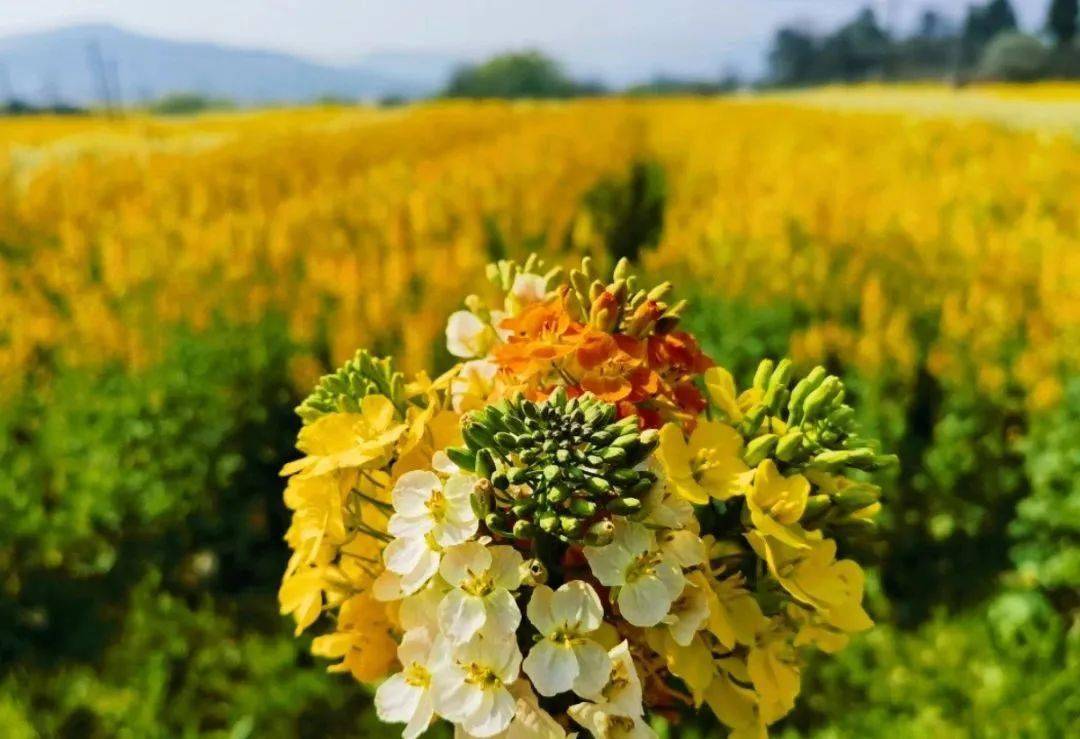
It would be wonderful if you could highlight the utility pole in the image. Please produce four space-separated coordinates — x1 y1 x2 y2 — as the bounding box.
86 40 115 116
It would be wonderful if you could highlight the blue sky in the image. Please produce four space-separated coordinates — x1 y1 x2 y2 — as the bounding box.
0 1 1053 83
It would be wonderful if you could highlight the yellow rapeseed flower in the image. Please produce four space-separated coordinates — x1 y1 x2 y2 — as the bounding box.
656 420 751 505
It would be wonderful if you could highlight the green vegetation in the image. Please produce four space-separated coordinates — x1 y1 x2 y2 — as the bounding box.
443 50 602 99
148 93 235 116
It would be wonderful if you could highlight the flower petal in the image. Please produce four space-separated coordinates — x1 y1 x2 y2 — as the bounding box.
523 639 580 697
439 589 488 644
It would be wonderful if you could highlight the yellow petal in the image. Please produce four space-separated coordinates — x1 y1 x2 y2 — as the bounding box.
704 366 743 423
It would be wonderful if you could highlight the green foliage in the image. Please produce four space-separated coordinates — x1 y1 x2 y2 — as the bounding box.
1012 377 1080 595
979 33 1049 82
443 50 599 99
0 318 381 736
1046 0 1079 46
582 160 666 265
786 590 1078 737
149 93 235 116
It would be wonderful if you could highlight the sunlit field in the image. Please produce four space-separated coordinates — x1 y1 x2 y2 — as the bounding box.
2 86 1077 736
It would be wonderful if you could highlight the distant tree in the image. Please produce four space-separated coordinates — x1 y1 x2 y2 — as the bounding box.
149 93 233 116
979 32 1049 80
818 7 890 81
625 73 739 97
767 28 819 86
963 0 1019 63
1046 0 1079 46
917 9 954 40
443 51 593 99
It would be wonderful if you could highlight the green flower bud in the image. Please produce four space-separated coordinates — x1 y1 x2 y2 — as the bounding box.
743 434 779 466
834 485 880 513
586 476 611 495
607 497 642 515
753 359 775 392
560 517 584 538
775 431 805 462
512 520 537 538
585 520 616 546
569 499 599 517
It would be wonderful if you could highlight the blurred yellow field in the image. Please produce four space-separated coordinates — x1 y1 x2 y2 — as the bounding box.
3 87 1077 415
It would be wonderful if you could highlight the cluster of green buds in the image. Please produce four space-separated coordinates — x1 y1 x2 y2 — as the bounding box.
295 349 406 424
564 256 686 338
446 389 659 544
738 359 897 475
484 253 563 296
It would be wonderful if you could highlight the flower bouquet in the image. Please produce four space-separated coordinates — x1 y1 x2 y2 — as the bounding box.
279 255 895 738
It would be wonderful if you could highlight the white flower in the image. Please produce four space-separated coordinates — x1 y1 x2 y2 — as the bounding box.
447 310 491 358
583 521 684 628
378 534 443 598
582 641 644 717
656 529 706 569
452 359 500 412
389 470 479 546
375 627 448 739
662 573 712 647
398 582 452 632
433 634 523 738
510 273 548 306
568 701 657 739
453 681 571 739
439 542 524 644
522 580 612 698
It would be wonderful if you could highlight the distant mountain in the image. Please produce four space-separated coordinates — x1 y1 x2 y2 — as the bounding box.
0 24 460 106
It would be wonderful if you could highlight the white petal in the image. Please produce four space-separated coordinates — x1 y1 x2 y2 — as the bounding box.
434 516 480 547
446 310 488 358
526 585 556 635
400 548 441 595
603 641 644 716
403 692 435 739
440 542 492 588
385 536 428 575
443 472 480 503
432 665 484 722
510 273 547 304
571 640 613 698
375 673 423 723
400 585 447 631
488 546 525 590
393 471 441 515
660 530 706 568
619 578 675 627
439 590 488 644
582 543 632 587
551 581 604 633
388 513 435 540
654 558 686 600
492 639 523 683
398 627 435 666
483 589 522 636
523 639 579 697
432 450 460 475
619 521 654 556
463 687 516 738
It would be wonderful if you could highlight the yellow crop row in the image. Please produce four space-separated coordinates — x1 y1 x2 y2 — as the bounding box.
2 90 1078 413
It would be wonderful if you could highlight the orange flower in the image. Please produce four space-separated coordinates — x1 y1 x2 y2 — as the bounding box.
494 297 581 377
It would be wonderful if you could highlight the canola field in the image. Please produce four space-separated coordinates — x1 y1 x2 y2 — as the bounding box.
1 88 1077 737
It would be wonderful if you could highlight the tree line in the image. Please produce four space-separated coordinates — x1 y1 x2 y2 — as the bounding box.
768 0 1080 86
